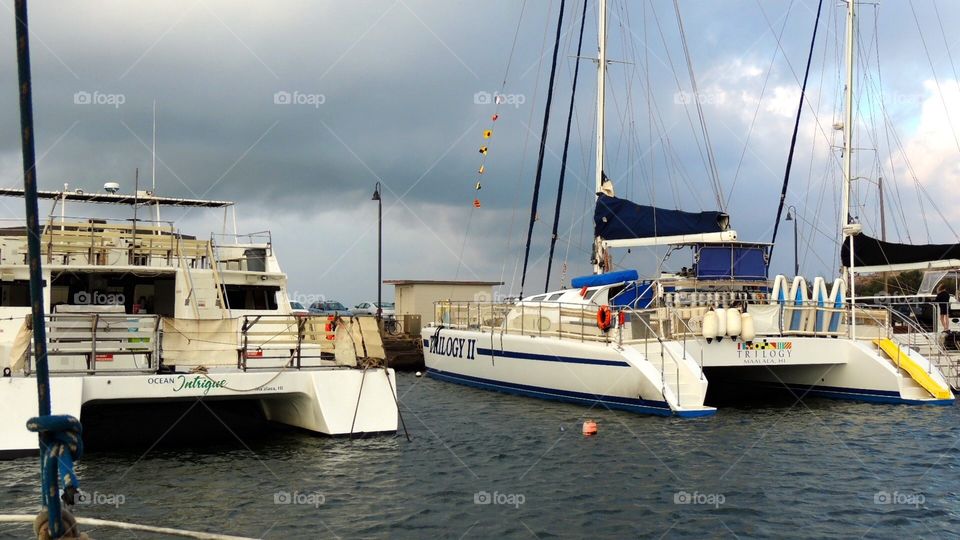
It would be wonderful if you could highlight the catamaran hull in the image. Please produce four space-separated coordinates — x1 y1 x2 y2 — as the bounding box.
422 327 954 417
422 328 714 418
0 368 398 458
685 337 955 405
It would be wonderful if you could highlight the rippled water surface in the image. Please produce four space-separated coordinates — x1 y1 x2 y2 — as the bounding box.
2 372 960 538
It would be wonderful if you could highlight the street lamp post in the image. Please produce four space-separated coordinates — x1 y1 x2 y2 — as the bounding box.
372 182 382 321
785 206 799 276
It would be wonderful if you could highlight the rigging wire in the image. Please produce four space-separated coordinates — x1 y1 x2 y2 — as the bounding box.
518 0 567 298
671 0 725 212
726 0 795 203
770 0 824 252
544 0 589 293
908 0 960 155
456 0 530 294
501 1 554 297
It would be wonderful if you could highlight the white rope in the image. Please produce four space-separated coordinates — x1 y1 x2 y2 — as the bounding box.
0 514 256 540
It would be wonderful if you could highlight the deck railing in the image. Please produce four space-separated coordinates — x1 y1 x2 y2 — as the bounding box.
237 314 340 370
432 299 906 345
38 217 210 268
25 313 160 374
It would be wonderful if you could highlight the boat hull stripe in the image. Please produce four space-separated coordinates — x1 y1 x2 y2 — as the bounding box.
474 347 630 367
426 368 680 416
752 380 955 405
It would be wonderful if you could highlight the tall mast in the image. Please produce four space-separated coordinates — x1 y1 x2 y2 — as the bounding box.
592 0 607 274
842 0 858 336
841 0 854 232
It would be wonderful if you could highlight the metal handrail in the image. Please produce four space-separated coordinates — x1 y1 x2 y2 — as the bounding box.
24 313 159 375
855 302 950 375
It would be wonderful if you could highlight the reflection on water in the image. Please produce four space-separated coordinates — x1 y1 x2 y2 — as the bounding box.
2 372 959 538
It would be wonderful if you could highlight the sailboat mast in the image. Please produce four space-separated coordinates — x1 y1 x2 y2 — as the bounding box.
592 0 607 274
842 0 857 336
841 0 854 231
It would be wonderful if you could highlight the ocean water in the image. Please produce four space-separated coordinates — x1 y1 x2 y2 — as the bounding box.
2 372 960 538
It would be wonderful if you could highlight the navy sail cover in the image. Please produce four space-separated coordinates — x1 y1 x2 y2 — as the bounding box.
594 194 729 240
841 233 960 267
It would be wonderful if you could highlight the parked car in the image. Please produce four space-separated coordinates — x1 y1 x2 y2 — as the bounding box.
308 300 352 317
352 301 395 319
289 301 309 316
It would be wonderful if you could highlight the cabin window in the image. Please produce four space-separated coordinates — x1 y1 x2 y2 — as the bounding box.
583 289 599 301
529 295 546 302
222 285 279 310
548 293 563 301
1 280 30 307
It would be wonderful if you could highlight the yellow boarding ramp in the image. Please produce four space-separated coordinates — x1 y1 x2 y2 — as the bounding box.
874 338 952 399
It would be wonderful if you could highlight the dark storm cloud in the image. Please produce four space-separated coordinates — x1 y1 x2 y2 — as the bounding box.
1 0 959 299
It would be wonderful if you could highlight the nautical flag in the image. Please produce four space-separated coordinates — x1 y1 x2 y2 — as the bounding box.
473 198 481 208
479 146 488 155
483 130 492 138
491 114 499 121
478 165 485 174
475 181 481 190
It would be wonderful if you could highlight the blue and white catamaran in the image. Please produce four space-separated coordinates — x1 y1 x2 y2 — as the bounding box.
422 0 954 417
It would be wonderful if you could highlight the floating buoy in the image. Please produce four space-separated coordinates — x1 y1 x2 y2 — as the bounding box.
582 420 598 436
702 310 717 343
415 371 423 377
740 312 755 344
726 308 742 340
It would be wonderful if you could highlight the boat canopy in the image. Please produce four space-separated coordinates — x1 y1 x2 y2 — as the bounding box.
841 233 960 270
571 269 639 288
695 244 769 281
594 194 729 241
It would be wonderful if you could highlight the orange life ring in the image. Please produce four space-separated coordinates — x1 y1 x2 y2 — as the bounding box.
597 305 613 332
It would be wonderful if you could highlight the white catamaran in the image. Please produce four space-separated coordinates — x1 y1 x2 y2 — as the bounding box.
421 0 954 417
0 188 398 457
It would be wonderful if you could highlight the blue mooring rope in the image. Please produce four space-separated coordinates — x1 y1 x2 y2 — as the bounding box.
26 415 83 535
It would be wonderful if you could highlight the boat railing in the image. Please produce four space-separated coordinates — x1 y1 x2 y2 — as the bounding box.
663 306 703 379
434 300 613 343
237 314 336 370
434 298 897 346
24 313 160 375
626 311 685 405
854 302 952 377
36 217 212 269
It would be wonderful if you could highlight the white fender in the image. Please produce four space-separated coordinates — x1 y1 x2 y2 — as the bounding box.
726 307 742 339
714 307 727 341
702 310 718 343
741 312 756 343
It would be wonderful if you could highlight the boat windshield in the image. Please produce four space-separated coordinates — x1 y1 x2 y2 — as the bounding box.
918 271 960 295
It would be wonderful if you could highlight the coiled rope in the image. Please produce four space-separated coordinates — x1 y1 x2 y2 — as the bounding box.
25 415 83 539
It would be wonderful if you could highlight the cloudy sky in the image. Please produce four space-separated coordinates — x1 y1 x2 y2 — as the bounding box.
1 0 959 304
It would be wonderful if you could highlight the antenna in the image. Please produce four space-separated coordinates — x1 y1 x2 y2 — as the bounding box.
152 100 160 227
